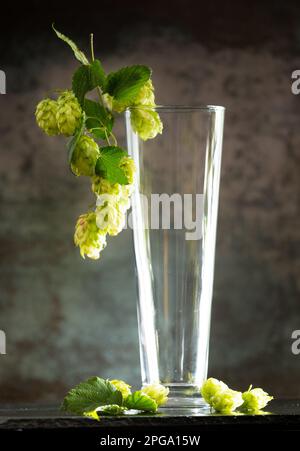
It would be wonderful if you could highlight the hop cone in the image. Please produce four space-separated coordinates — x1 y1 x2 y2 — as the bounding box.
56 90 82 136
35 98 59 136
91 176 121 197
71 135 100 177
241 387 273 412
95 195 127 236
200 378 229 405
110 380 132 399
119 156 136 185
141 384 169 407
210 389 243 414
130 108 163 141
133 80 155 106
74 212 107 260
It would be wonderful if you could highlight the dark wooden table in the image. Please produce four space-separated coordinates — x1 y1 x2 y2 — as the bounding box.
0 399 299 431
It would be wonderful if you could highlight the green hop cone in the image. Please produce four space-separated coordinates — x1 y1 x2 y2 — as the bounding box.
71 135 100 177
210 389 243 414
110 380 132 400
56 90 82 136
130 107 163 141
132 79 155 106
119 156 136 185
35 98 59 136
141 383 169 407
74 212 107 260
241 386 273 413
200 378 229 404
91 176 121 197
95 195 127 236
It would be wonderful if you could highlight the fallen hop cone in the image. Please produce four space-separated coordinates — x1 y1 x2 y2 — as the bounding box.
241 386 273 413
35 98 59 136
200 377 229 404
56 90 82 136
110 380 132 399
141 383 169 407
71 135 100 177
210 389 243 414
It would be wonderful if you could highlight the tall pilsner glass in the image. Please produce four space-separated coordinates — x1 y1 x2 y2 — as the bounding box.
125 106 225 408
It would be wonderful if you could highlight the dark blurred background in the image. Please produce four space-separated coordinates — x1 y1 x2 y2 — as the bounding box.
0 0 300 404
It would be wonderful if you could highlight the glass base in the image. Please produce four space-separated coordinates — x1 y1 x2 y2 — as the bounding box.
159 383 209 409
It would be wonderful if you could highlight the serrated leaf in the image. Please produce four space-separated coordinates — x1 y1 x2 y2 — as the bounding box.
104 65 151 104
61 377 123 415
95 146 128 185
90 59 106 89
72 65 92 105
124 391 158 412
52 25 89 65
67 113 85 165
84 99 114 140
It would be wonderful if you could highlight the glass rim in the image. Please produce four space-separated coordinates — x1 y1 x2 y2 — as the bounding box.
125 104 225 113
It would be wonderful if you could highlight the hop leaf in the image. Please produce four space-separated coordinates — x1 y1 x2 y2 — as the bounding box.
52 25 89 65
124 390 158 412
200 378 229 404
95 146 129 185
56 90 83 136
241 387 273 413
110 380 132 400
105 65 151 103
71 135 100 177
35 98 59 136
74 212 107 259
130 107 163 141
104 79 155 113
141 383 169 407
61 377 123 415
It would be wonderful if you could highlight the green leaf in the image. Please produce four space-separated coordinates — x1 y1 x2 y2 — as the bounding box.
104 65 151 103
124 391 158 412
90 59 106 89
84 99 114 140
72 65 92 105
67 113 85 165
95 146 128 185
72 60 106 106
61 377 123 415
52 25 89 65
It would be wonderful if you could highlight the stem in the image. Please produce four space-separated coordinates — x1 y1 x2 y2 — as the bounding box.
90 33 95 61
104 129 111 146
90 33 105 108
110 130 118 146
89 33 118 148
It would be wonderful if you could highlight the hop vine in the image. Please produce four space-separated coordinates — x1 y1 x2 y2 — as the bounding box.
35 26 163 260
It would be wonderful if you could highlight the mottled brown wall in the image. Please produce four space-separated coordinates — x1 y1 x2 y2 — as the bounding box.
0 0 300 404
